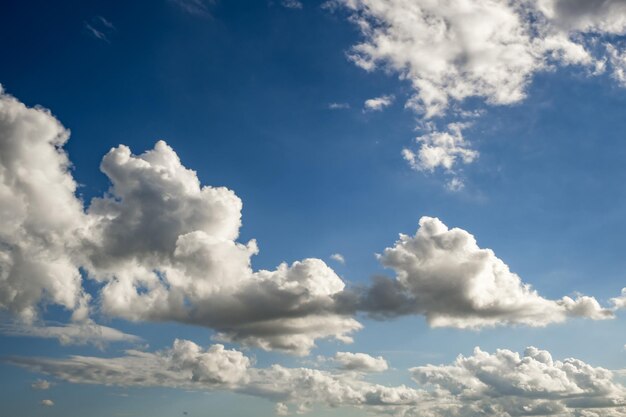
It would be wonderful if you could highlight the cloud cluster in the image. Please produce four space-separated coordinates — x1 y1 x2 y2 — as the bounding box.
8 341 626 416
410 346 626 417
0 88 616 355
333 0 626 178
0 88 358 355
350 216 613 328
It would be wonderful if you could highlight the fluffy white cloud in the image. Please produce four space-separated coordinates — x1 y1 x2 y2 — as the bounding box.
353 217 614 328
402 123 478 173
333 351 389 372
8 341 626 416
83 141 361 355
410 346 626 417
0 87 88 323
333 0 626 177
611 288 626 309
0 89 359 355
282 0 303 9
364 95 394 111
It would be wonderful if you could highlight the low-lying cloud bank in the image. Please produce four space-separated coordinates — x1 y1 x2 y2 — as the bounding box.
0 87 621 354
7 340 626 416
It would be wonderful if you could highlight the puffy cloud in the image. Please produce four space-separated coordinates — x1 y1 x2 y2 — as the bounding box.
364 95 394 111
333 351 389 372
410 346 626 416
611 288 626 309
402 123 478 175
332 0 626 177
31 379 51 390
0 321 141 348
0 87 87 323
40 399 54 407
8 341 626 416
82 142 362 355
349 217 614 328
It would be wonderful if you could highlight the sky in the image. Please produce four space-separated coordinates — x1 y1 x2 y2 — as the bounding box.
1 0 626 416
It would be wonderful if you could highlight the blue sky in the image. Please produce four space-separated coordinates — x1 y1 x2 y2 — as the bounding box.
1 1 626 416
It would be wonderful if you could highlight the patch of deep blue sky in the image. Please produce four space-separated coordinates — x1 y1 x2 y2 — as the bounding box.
1 1 625 415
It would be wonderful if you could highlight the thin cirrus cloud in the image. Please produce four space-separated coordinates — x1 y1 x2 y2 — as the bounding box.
7 341 626 416
330 0 626 183
0 87 620 357
84 16 115 43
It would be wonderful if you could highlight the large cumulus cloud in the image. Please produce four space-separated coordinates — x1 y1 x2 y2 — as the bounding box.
349 216 614 328
0 87 88 322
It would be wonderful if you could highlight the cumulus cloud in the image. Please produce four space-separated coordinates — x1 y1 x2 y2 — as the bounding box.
0 86 88 323
611 288 626 309
333 351 388 372
40 399 54 407
410 346 626 417
0 88 359 355
348 216 614 328
8 341 626 416
331 0 626 178
364 95 394 111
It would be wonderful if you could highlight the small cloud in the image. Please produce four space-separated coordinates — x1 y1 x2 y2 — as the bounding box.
328 102 350 110
31 379 51 390
84 16 115 43
281 0 303 9
275 403 289 415
330 253 345 264
363 95 394 112
170 0 214 17
446 177 465 192
41 399 54 407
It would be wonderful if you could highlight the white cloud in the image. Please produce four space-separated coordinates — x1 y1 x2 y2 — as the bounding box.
282 0 303 9
169 0 214 17
403 123 478 173
410 346 626 417
332 0 626 179
611 288 626 309
328 102 350 110
31 379 51 390
40 399 54 407
0 89 359 355
0 321 141 348
330 253 345 264
364 95 394 111
8 341 626 416
84 16 115 43
333 351 388 372
0 86 88 323
353 217 614 328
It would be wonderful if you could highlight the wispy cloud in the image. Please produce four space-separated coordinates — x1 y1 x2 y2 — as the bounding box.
281 0 303 9
328 102 350 110
170 0 215 17
84 16 115 43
